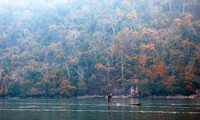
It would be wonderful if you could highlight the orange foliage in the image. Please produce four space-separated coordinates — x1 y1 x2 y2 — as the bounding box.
184 13 193 20
60 90 69 95
140 44 145 52
166 76 175 85
3 75 11 80
118 44 125 50
0 89 4 94
11 55 18 60
126 11 137 19
139 55 148 66
116 34 123 42
44 74 51 79
140 43 155 52
134 66 138 71
60 80 70 88
174 35 182 41
174 18 182 25
142 65 166 78
152 64 166 76
178 65 185 72
122 27 130 34
170 50 175 55
181 39 191 46
43 74 51 83
42 63 49 68
194 53 200 61
23 60 38 70
142 28 160 40
29 60 38 67
69 57 77 63
186 84 195 92
131 31 139 39
183 13 193 26
109 67 115 70
96 63 107 69
96 63 114 70
59 77 76 96
153 58 160 64
142 28 158 36
133 79 139 84
23 65 35 70
32 88 39 94
111 44 120 51
185 71 195 81
119 77 125 81
142 68 157 78
189 66 195 73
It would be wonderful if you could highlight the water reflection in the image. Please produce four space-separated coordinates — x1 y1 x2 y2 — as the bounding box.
108 105 113 120
108 105 111 111
0 98 199 120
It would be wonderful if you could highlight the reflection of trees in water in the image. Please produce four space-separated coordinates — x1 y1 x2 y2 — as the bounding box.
108 105 113 120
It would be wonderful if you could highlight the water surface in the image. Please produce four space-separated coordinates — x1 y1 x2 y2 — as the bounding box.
0 98 199 120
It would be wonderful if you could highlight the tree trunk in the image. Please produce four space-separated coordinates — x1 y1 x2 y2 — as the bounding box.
169 0 172 12
106 58 110 81
65 64 70 80
120 51 124 77
182 0 186 13
121 59 124 77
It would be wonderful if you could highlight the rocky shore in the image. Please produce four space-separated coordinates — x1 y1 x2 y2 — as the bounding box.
148 95 199 99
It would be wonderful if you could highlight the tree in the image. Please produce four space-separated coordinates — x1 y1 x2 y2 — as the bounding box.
59 77 76 98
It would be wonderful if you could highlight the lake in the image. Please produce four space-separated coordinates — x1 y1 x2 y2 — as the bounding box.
0 98 199 120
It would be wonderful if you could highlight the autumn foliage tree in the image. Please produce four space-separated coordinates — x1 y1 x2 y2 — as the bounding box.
59 77 76 98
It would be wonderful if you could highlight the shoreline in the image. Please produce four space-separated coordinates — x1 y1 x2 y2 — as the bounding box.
0 94 199 99
77 94 199 99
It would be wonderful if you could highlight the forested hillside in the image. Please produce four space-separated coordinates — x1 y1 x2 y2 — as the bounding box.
0 0 200 98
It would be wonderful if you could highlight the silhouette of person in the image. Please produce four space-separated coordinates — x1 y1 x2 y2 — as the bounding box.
108 93 112 103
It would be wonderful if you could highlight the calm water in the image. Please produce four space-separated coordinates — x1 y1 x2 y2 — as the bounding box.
0 98 199 120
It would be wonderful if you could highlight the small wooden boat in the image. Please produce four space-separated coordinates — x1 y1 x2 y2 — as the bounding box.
129 103 142 106
108 103 142 106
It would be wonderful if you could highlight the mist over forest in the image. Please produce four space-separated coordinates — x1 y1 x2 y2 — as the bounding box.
0 0 200 98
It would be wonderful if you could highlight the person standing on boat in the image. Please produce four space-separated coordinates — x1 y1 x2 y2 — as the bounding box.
108 93 112 103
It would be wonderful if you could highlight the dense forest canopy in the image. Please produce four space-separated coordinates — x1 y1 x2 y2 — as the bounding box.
0 0 200 98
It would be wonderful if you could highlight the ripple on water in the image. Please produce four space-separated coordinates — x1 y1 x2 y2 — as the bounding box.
0 108 199 114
